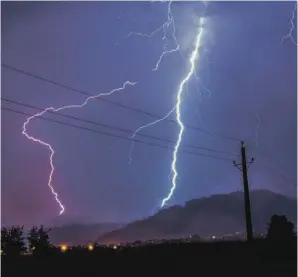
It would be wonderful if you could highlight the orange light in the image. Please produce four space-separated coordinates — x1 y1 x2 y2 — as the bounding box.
60 244 68 252
88 244 94 251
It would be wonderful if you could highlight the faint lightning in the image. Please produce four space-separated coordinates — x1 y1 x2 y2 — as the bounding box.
190 40 213 127
195 74 212 99
254 111 261 149
128 107 176 163
281 3 297 45
161 17 206 207
153 1 180 71
196 110 212 134
126 25 165 39
188 52 212 134
22 81 137 215
127 0 182 164
127 1 181 71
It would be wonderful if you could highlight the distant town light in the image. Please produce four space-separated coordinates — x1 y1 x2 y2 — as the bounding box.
88 244 94 251
212 236 216 239
113 245 117 250
61 244 68 252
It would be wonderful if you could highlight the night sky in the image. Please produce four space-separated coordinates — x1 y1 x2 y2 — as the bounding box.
1 1 297 227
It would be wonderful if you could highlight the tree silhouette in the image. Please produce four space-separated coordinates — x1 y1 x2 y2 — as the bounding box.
1 227 9 254
1 226 26 256
27 225 51 255
267 214 295 241
27 226 38 251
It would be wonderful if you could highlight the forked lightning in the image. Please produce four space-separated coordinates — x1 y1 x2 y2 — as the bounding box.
23 81 136 215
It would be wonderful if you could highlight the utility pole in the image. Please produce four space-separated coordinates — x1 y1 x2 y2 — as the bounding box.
233 141 254 242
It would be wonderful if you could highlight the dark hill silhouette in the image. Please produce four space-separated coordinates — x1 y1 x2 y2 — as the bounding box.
97 190 297 244
49 223 123 245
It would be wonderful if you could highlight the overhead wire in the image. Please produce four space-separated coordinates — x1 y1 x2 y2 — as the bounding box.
255 155 297 188
1 97 239 157
1 63 241 143
1 105 234 162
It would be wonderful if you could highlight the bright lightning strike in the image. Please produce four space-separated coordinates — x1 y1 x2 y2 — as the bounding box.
22 81 137 215
161 17 206 208
127 1 208 207
281 3 297 45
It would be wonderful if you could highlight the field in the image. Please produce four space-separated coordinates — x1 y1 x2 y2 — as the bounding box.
2 239 296 276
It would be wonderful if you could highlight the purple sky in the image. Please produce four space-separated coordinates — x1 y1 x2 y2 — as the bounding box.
1 1 297 226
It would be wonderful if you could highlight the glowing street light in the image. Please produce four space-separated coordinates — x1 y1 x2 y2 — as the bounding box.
60 244 68 252
88 244 94 251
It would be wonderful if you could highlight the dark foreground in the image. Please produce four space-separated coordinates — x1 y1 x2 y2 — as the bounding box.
2 239 297 276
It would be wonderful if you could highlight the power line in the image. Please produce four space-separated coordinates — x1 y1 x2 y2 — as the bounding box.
256 156 297 188
1 106 234 162
1 63 241 143
1 97 239 157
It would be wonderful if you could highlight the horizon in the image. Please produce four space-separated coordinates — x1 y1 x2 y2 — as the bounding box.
1 188 296 229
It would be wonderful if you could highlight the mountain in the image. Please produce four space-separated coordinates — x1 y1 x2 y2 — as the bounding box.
97 190 297 244
48 215 98 227
49 223 123 245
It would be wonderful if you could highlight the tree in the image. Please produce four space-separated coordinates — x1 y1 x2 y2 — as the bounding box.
1 227 9 254
27 226 39 251
27 225 51 255
267 214 295 241
1 226 26 256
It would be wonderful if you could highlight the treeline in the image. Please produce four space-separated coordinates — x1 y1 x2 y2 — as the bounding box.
1 214 296 257
1 225 52 256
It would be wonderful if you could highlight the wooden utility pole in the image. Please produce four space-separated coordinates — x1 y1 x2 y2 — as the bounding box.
233 141 254 242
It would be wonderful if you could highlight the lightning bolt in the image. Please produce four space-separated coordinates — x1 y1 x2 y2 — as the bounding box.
195 109 212 135
254 111 261 149
127 1 181 71
127 1 208 207
128 107 176 163
127 1 182 162
281 3 297 45
161 17 206 207
22 81 137 215
191 70 213 133
153 1 181 71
